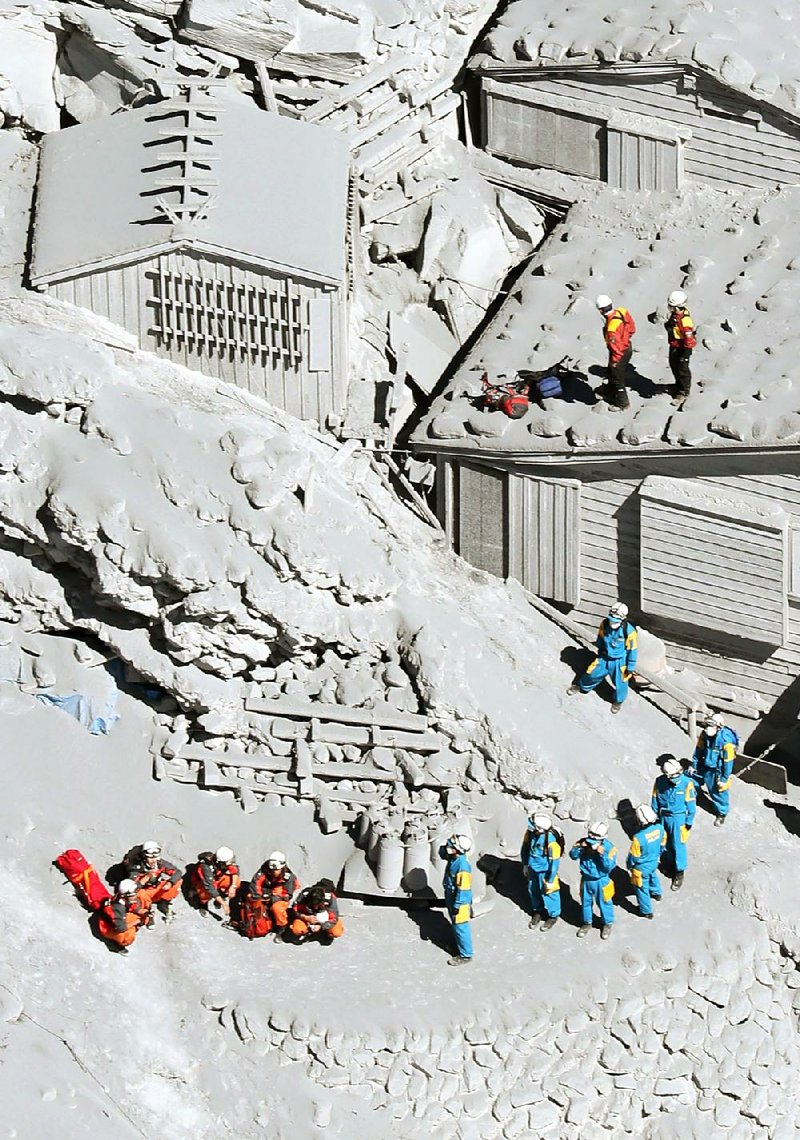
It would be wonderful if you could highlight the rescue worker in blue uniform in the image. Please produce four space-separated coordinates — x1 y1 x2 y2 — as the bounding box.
626 804 665 919
567 601 638 713
520 813 562 931
569 822 616 939
651 756 696 891
442 833 473 966
691 712 737 826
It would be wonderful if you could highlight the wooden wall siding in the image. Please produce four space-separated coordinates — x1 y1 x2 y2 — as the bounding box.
487 90 604 177
607 128 681 191
456 462 508 577
484 71 800 188
509 475 581 604
50 255 344 426
639 489 788 647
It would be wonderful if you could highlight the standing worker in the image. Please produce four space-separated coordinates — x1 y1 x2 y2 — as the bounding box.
96 879 153 954
520 813 562 931
567 601 638 714
651 757 696 890
442 834 473 966
691 712 738 826
569 822 617 939
595 294 635 410
665 289 696 406
626 805 665 919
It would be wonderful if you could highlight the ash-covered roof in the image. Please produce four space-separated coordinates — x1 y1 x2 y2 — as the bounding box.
30 87 349 287
414 183 800 455
471 0 800 121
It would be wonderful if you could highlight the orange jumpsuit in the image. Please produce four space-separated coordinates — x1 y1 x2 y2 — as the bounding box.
290 889 344 940
127 855 183 907
97 892 151 948
251 866 300 929
191 859 240 907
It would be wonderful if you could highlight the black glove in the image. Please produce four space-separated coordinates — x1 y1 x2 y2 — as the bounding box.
685 825 692 832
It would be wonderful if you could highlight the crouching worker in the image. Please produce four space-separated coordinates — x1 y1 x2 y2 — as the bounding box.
251 851 300 937
626 804 665 919
570 822 617 940
96 879 153 954
286 879 344 945
123 840 183 922
443 833 473 966
189 847 240 920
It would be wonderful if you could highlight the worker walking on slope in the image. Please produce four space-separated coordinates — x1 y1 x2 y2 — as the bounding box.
626 805 665 919
595 294 635 410
189 847 240 920
665 289 697 406
96 879 153 954
651 757 696 891
691 712 738 826
251 851 301 939
567 601 638 713
520 813 562 931
570 822 616 939
442 833 473 966
122 840 183 922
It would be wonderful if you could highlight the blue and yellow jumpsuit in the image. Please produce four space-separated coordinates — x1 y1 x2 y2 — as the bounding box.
651 773 696 873
692 728 736 819
626 822 666 916
577 618 638 706
520 828 562 920
569 837 617 927
443 852 473 959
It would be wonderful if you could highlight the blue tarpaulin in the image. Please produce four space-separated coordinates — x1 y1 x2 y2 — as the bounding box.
35 690 119 735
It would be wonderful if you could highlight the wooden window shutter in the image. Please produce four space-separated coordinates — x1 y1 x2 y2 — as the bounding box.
510 476 581 606
456 462 508 578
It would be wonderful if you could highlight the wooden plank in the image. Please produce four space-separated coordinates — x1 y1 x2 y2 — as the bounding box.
255 61 279 115
181 744 293 772
245 692 429 731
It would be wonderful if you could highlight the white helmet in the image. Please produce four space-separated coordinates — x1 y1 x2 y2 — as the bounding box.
142 841 161 856
635 804 658 826
661 757 683 779
587 821 608 840
609 601 628 621
529 813 552 832
118 878 138 896
705 712 724 731
267 851 287 868
668 289 687 308
448 833 473 854
215 846 234 864
595 294 613 312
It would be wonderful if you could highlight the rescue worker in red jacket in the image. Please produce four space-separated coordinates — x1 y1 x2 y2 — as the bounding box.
97 879 153 954
251 851 300 936
664 289 697 405
123 840 183 922
596 294 635 411
287 878 344 945
190 847 240 920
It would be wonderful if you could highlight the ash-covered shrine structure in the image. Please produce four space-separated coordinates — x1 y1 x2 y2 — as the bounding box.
29 85 350 427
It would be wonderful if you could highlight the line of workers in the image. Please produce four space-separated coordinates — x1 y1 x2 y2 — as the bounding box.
97 845 344 955
446 709 737 960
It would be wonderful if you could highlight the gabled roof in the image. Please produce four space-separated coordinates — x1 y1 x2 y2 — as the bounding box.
413 183 800 457
30 88 349 287
471 0 800 122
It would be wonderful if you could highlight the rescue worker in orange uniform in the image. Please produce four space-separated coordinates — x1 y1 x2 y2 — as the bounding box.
122 840 183 922
189 847 240 920
251 851 300 938
665 289 697 405
97 879 153 954
596 294 635 410
286 879 344 945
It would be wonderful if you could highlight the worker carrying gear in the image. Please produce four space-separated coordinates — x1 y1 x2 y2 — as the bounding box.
665 290 697 404
627 805 666 918
287 879 344 944
230 881 273 940
96 880 153 953
570 824 617 939
251 854 301 931
521 814 563 930
691 714 738 826
595 295 635 410
567 602 638 712
651 757 697 890
189 849 241 918
122 841 183 921
443 834 473 965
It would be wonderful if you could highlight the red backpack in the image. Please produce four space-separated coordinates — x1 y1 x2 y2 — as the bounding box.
481 373 530 419
233 887 272 939
55 849 111 911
